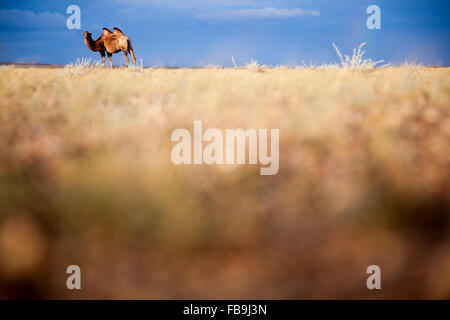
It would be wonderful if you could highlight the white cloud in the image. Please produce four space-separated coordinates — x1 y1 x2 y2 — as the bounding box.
196 7 320 20
14 55 43 63
0 9 65 29
116 0 267 9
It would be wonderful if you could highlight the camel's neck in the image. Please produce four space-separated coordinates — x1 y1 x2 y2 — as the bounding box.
84 37 99 52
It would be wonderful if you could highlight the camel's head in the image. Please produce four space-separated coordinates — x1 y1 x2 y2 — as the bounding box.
82 31 92 39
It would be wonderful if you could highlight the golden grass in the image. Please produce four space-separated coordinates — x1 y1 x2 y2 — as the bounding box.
0 66 449 298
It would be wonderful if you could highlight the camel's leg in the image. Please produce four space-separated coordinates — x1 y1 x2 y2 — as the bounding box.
100 51 105 67
128 40 137 65
130 48 136 66
107 52 113 69
123 50 129 67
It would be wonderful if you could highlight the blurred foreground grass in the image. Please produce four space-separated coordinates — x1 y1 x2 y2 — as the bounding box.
0 66 449 298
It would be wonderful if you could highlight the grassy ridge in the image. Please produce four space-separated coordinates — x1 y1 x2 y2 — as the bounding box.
0 66 449 298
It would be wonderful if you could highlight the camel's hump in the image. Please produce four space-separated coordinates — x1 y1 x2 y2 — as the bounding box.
113 27 124 35
102 28 113 36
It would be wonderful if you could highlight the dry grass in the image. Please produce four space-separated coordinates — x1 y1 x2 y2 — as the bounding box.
332 42 386 69
0 65 449 299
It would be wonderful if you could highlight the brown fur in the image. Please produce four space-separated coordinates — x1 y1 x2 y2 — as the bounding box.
82 27 136 68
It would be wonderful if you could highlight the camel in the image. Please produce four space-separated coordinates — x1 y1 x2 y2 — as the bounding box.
82 27 136 68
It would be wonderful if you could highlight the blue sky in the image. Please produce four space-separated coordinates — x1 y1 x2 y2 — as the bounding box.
0 0 449 66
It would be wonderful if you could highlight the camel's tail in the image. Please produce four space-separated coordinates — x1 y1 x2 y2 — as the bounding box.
127 39 137 65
